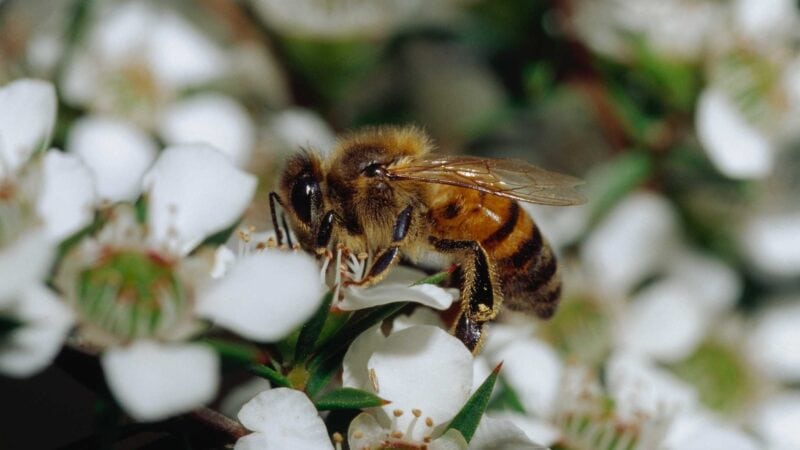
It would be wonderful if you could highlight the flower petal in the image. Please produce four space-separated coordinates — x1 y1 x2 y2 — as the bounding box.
606 352 697 422
0 285 74 377
146 13 227 90
219 377 271 419
0 79 56 175
485 412 560 447
617 280 707 363
102 341 219 421
197 251 325 342
340 283 455 311
431 429 469 450
696 88 773 179
143 144 257 254
748 301 800 382
391 307 445 333
488 338 562 418
582 192 678 298
753 393 800 448
740 212 800 278
67 116 157 202
342 325 386 390
367 325 473 441
37 151 96 240
0 229 54 301
665 410 759 450
159 94 255 168
469 416 548 450
347 412 389 450
236 388 333 450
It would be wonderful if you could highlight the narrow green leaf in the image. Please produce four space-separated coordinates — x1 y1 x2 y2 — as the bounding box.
204 338 264 365
134 195 148 223
412 270 451 286
295 291 334 362
487 379 525 413
314 387 389 411
198 217 241 248
248 363 292 388
305 302 407 397
447 362 502 443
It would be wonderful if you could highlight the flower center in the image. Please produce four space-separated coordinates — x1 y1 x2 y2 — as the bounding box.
74 249 187 342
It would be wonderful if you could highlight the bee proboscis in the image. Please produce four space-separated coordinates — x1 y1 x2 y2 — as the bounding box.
271 126 585 352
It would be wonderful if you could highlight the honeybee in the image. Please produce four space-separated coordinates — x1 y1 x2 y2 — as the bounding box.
270 126 585 353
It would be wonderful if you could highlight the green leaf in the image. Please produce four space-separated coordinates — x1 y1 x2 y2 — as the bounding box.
305 302 407 397
204 338 264 365
412 270 451 286
198 217 241 248
295 291 335 362
134 195 148 223
487 379 525 413
447 362 502 443
314 387 389 411
248 363 292 388
586 152 652 227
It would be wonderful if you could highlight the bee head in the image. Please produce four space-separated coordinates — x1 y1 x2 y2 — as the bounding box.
277 150 325 247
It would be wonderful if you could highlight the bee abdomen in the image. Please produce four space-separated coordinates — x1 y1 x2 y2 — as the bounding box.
496 221 562 319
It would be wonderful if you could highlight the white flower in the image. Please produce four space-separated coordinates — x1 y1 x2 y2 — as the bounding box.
696 88 774 179
235 388 334 450
664 410 760 450
582 192 679 299
264 108 336 157
0 285 74 377
748 299 800 383
344 325 473 447
0 79 95 377
752 392 800 449
339 265 456 312
66 115 158 202
158 93 256 168
51 143 265 421
740 212 800 278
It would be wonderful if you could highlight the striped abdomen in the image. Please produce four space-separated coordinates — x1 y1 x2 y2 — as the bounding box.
428 185 561 319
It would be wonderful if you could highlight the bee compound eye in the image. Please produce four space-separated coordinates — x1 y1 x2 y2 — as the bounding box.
363 163 383 177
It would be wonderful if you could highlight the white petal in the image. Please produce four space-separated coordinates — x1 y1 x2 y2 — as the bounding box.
236 388 333 450
143 144 257 254
391 307 445 333
469 416 548 450
219 377 271 419
741 212 800 278
146 13 227 90
582 192 678 298
37 151 96 240
665 410 759 450
488 338 562 418
198 251 325 342
606 352 697 422
748 301 800 382
159 94 255 168
664 251 741 314
342 325 386 390
211 246 236 279
486 412 560 447
0 229 54 301
67 116 157 202
753 393 800 448
733 0 798 44
340 283 455 311
0 285 74 377
348 412 390 450
617 280 707 363
91 1 154 61
431 429 469 450
266 108 336 155
697 88 773 179
367 325 473 441
0 79 56 175
102 341 219 421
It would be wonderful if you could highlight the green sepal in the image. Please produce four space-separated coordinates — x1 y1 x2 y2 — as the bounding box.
314 387 389 411
446 362 502 443
295 291 335 362
248 363 292 388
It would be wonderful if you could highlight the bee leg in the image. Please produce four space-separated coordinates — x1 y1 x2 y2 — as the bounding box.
346 205 413 288
454 312 485 354
268 192 286 246
429 237 500 353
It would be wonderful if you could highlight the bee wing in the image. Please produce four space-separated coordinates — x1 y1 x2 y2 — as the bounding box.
387 155 586 206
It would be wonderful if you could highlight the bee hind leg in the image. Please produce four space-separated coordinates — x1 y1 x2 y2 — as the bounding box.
429 237 500 354
345 205 413 288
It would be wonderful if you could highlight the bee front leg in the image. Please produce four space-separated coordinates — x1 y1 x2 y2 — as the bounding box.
429 237 501 354
345 205 413 288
